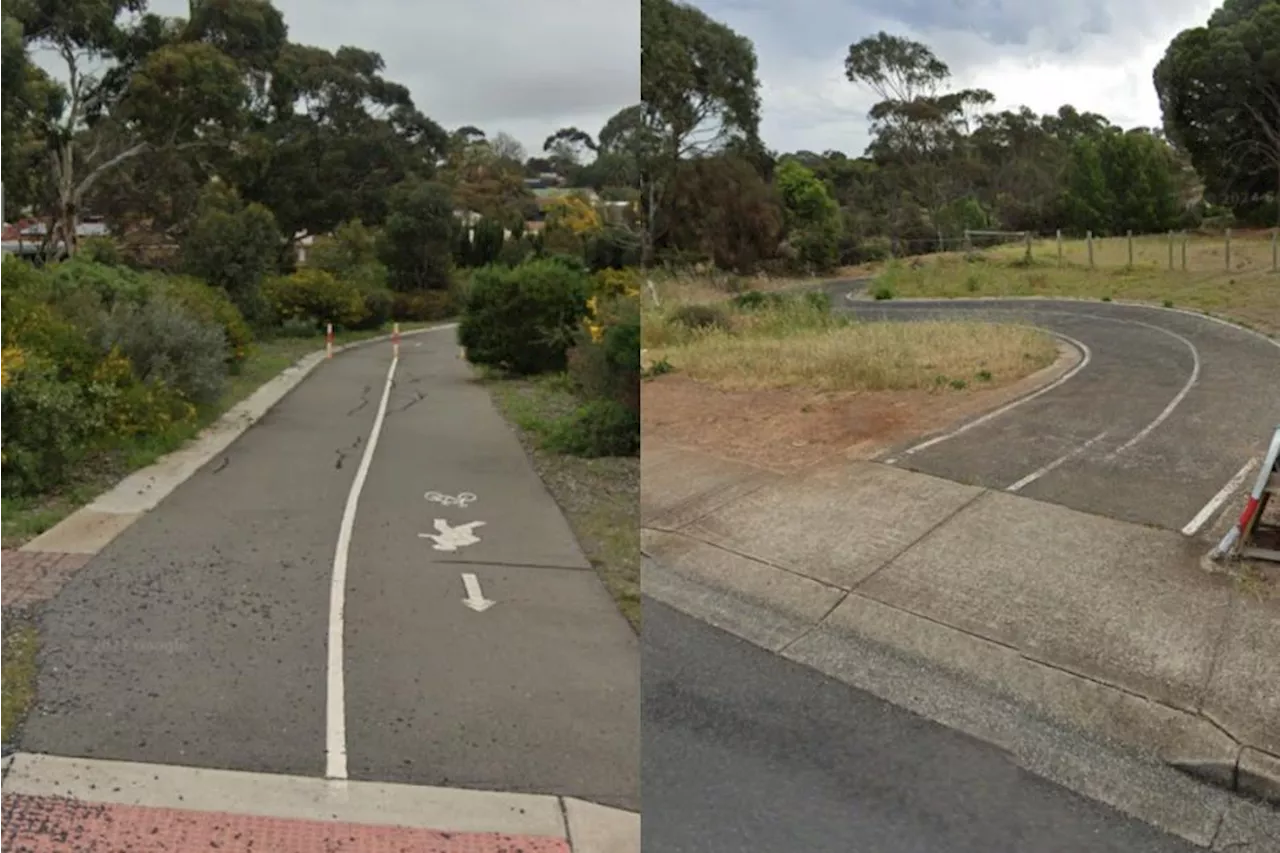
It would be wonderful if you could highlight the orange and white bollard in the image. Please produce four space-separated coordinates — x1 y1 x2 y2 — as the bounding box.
326 322 334 359
392 322 400 359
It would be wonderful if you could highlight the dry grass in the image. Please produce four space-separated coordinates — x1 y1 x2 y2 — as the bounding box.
643 265 864 307
1000 230 1279 275
879 233 1280 335
656 319 1056 392
644 289 1057 393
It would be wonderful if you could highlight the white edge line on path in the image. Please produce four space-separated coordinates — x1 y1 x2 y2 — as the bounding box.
860 300 1210 464
1103 323 1201 459
1006 430 1109 493
326 354 399 780
886 332 1093 462
1181 456 1258 537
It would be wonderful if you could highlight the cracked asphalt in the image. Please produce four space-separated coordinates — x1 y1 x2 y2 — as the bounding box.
20 331 639 810
831 290 1280 531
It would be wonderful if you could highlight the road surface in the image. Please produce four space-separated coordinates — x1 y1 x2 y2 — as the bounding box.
643 597 1203 853
21 329 640 810
829 290 1280 532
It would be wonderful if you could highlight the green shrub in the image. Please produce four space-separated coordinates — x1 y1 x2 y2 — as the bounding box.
157 275 254 369
263 268 369 330
1 290 101 380
668 303 729 331
858 236 893 263
802 290 831 314
544 399 640 457
180 185 282 325
391 289 455 322
585 227 642 271
0 254 43 291
78 236 125 266
459 258 591 375
359 288 395 329
467 218 506 267
570 295 640 414
275 316 319 338
43 259 153 307
498 237 535 267
731 289 787 311
378 177 457 291
96 295 229 407
1 354 104 495
308 220 380 273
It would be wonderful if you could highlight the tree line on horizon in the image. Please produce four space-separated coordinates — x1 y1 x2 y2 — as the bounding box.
640 0 1280 273
1 0 643 267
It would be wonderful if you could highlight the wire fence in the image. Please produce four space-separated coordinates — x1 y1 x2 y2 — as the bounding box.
879 228 1280 274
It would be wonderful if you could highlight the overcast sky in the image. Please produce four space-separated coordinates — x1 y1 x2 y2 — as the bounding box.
37 0 639 159
694 0 1220 156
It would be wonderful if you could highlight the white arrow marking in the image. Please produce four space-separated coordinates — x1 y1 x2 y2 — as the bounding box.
418 519 485 551
461 573 495 612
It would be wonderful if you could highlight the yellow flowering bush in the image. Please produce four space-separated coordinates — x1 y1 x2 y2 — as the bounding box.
3 255 231 496
561 267 641 455
544 195 603 236
1 346 25 390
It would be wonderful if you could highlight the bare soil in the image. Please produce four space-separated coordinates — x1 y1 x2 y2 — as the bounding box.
641 342 1079 473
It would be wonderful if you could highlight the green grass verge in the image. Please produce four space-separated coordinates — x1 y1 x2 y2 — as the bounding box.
1 618 39 744
484 373 640 631
1 322 442 548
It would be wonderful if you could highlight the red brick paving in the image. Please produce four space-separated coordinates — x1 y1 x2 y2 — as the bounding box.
1 550 90 607
2 794 572 852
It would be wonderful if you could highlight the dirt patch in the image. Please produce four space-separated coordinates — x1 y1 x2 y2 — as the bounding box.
642 341 1080 473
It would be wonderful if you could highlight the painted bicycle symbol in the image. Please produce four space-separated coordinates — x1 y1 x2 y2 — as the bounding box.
424 490 477 509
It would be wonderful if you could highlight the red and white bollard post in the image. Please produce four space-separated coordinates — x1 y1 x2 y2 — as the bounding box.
392 322 400 359
325 322 334 359
1211 425 1280 560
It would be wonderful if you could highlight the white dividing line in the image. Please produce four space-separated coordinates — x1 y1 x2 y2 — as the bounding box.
326 354 399 780
1181 457 1258 537
886 333 1093 463
1006 431 1109 493
1104 325 1201 459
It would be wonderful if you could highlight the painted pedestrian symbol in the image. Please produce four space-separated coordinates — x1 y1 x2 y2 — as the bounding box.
419 519 485 551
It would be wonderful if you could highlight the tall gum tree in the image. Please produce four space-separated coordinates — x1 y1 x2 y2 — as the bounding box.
1155 0 1280 224
11 0 248 254
640 0 761 265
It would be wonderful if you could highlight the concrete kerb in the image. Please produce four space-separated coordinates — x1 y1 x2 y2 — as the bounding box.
1 753 639 853
641 535 1280 846
20 323 458 555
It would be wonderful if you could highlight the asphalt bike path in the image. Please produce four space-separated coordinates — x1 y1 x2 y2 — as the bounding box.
342 331 639 808
19 331 639 812
643 597 1201 853
835 292 1280 532
21 343 385 776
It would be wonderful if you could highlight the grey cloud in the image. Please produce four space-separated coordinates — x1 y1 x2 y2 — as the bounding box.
146 0 639 152
698 0 1208 71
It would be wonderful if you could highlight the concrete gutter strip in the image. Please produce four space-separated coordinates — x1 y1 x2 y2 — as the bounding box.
642 553 1280 851
21 324 457 557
